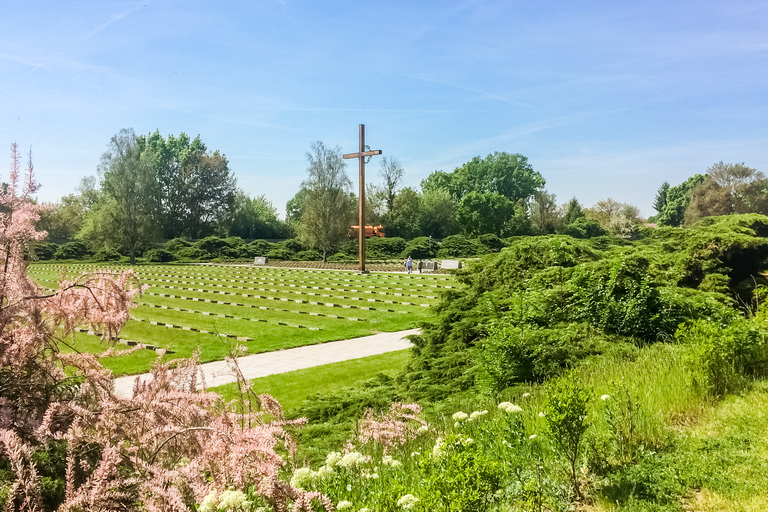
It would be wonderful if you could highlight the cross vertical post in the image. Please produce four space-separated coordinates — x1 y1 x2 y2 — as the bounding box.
343 124 382 273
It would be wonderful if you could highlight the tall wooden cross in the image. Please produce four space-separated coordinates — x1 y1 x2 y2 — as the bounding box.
343 124 382 273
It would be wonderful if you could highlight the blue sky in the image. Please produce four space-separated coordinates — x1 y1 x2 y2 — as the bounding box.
2 0 767 218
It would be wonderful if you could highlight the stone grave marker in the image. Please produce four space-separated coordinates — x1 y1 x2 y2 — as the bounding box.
441 259 462 270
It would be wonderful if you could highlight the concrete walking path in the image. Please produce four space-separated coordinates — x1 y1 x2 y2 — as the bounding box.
113 328 419 397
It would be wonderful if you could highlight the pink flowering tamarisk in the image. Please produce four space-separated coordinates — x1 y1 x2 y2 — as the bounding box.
0 144 332 512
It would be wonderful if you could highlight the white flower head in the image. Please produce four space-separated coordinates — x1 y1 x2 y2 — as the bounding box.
529 434 537 440
538 411 546 418
452 411 469 422
337 500 353 510
397 494 420 511
218 490 249 511
290 467 314 489
601 394 611 401
325 451 343 466
522 392 531 398
499 402 523 414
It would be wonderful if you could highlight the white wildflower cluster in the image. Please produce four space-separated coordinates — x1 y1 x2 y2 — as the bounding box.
397 494 419 511
416 424 429 434
601 394 611 401
382 455 402 467
538 411 546 418
431 437 446 459
361 469 380 479
337 451 369 470
452 411 469 422
498 402 523 414
290 467 314 489
290 458 341 490
337 500 353 510
326 452 343 466
522 392 531 398
469 410 489 420
198 489 251 512
219 490 250 511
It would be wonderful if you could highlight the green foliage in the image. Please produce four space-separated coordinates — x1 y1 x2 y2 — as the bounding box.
436 234 487 258
92 248 122 262
236 239 273 259
545 376 591 498
562 216 605 239
477 234 503 252
676 318 768 396
569 255 678 340
195 236 236 257
477 322 618 393
295 249 322 261
656 174 705 227
164 237 191 253
31 241 58 260
456 191 514 237
365 237 407 259
143 248 175 262
174 246 208 260
296 374 400 424
54 241 90 260
266 247 294 260
417 432 505 512
400 237 440 259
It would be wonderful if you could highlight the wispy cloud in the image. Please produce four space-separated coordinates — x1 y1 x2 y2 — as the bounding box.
80 2 147 42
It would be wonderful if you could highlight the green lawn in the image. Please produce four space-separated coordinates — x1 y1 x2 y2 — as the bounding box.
30 263 451 376
207 349 411 412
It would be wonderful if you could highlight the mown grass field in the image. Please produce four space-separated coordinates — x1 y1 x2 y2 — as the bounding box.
28 262 455 376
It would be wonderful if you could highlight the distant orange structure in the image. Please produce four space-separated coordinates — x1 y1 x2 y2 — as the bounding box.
349 225 385 238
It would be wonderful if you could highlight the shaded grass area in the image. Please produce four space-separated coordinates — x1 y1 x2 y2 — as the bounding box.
210 349 411 413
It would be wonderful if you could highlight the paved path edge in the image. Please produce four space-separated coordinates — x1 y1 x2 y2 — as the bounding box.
113 328 419 397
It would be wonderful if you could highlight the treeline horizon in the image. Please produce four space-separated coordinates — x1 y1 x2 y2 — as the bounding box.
33 130 768 262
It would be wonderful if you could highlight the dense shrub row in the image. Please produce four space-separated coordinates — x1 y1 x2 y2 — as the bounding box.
31 233 517 263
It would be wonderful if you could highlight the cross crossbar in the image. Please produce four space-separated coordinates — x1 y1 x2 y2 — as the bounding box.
343 149 382 159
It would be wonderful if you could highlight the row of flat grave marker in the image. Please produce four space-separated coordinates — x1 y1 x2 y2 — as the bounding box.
34 261 457 283
140 301 365 323
145 292 379 318
147 282 433 308
71 327 173 354
136 274 439 300
136 266 456 289
137 302 324 329
29 264 456 289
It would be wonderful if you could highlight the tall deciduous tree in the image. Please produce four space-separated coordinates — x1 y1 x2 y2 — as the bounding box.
89 129 160 263
419 188 459 239
379 156 403 214
297 141 354 262
529 189 559 235
456 191 514 237
685 162 768 224
138 131 237 239
384 187 421 239
229 191 286 239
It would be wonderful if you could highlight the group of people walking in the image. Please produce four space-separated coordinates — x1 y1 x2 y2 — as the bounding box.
403 256 424 274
